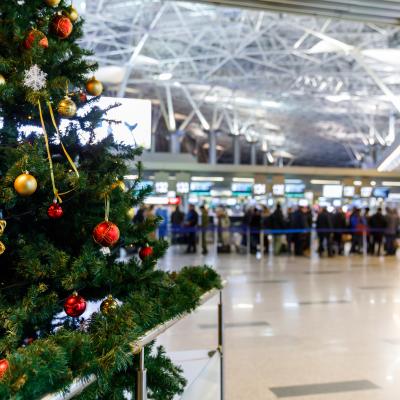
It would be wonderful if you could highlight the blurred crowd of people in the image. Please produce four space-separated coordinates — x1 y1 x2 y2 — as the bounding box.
133 203 400 258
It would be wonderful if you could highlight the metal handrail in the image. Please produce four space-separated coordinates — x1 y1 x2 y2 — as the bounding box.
42 282 226 400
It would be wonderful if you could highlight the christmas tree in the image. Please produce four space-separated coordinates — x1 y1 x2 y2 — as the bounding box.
0 1 221 399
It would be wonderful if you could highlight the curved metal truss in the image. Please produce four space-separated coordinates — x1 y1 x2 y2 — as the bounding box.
79 0 400 167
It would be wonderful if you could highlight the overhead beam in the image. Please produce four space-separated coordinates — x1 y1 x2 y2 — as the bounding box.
192 0 400 25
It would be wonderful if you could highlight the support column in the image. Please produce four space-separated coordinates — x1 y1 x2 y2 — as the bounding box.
209 131 217 165
250 142 257 165
150 131 156 153
170 131 181 154
218 291 225 400
233 135 240 165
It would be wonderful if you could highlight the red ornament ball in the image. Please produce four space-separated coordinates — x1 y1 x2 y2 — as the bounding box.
139 245 153 260
79 91 87 104
51 15 73 39
47 202 63 219
64 292 86 318
93 221 120 247
0 359 9 380
24 30 48 49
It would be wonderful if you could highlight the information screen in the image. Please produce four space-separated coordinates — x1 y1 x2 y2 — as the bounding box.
323 185 343 198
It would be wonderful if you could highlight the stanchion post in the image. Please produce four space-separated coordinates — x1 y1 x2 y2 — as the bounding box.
136 347 147 400
363 229 367 256
246 227 250 254
260 230 265 259
218 290 225 400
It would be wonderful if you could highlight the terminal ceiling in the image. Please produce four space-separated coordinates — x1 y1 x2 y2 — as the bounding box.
79 0 400 167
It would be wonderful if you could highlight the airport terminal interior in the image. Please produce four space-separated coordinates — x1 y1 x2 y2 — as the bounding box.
3 0 400 399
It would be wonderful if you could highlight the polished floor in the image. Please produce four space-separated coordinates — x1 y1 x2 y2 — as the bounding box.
158 246 400 400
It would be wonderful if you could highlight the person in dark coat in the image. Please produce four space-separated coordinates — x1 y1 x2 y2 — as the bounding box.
285 207 294 254
171 205 185 244
270 203 285 255
292 206 308 256
185 204 199 253
332 207 347 255
316 207 333 257
249 208 262 254
369 208 387 256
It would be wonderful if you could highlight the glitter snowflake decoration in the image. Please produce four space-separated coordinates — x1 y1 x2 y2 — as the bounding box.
23 64 47 91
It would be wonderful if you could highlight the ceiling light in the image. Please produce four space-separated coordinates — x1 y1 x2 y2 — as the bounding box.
232 177 254 183
191 176 224 182
382 181 400 187
353 180 362 186
310 180 341 185
370 181 377 186
124 175 138 180
158 72 173 81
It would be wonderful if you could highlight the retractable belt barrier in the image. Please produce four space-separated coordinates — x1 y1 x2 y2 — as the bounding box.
169 226 388 235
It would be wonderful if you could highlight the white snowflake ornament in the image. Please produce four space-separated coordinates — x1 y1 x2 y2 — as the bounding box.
23 64 47 92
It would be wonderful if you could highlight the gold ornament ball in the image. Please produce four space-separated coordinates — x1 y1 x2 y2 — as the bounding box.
0 242 5 256
86 77 103 96
0 74 5 85
65 6 79 22
14 172 38 196
58 96 77 118
127 207 135 219
100 295 118 315
44 0 61 6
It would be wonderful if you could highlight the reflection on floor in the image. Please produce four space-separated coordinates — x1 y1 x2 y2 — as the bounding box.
157 247 400 400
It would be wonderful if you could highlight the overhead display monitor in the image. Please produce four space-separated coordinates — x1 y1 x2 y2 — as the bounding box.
190 182 212 193
285 184 305 194
176 182 190 194
231 183 252 194
373 187 390 198
360 187 373 198
343 186 355 197
323 185 343 198
253 184 266 195
272 184 285 196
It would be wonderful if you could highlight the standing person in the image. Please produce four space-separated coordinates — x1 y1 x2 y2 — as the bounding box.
171 205 185 244
146 205 157 240
270 203 285 255
241 206 253 248
369 208 387 255
133 205 146 224
200 205 209 255
385 208 399 256
316 207 333 257
363 208 372 254
185 204 199 254
332 207 347 255
156 206 168 240
286 207 294 254
261 205 271 254
217 207 231 252
349 208 363 254
249 208 262 254
292 206 307 256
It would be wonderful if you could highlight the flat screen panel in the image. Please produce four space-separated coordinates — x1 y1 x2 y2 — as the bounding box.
323 185 343 198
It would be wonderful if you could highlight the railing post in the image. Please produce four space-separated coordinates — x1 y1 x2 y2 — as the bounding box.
136 348 147 400
259 229 265 259
218 290 225 400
